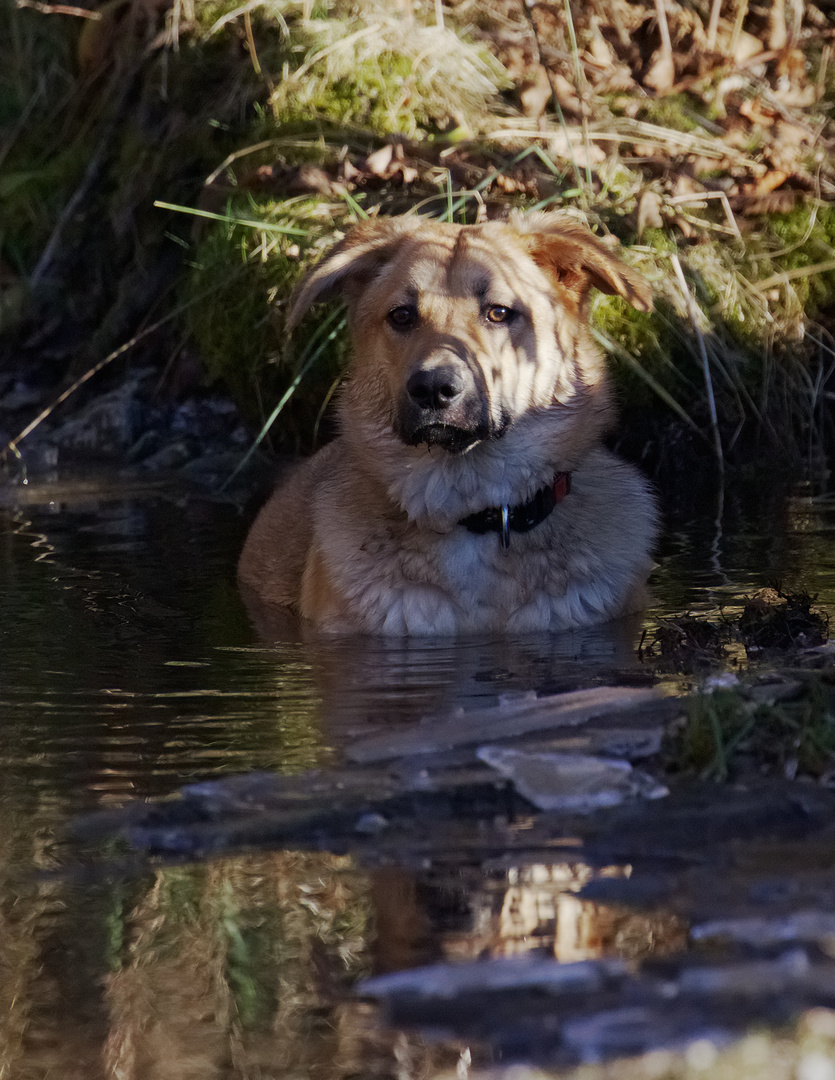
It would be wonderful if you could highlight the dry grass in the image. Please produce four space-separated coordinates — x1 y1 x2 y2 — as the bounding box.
3 0 835 469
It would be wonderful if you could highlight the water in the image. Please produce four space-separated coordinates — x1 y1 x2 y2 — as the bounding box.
1 472 835 1079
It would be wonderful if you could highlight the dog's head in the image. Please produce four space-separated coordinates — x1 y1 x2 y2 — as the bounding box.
289 212 651 461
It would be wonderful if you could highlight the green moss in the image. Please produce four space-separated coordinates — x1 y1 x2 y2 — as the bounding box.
184 197 350 447
636 93 706 133
767 203 835 313
268 15 507 139
273 54 421 135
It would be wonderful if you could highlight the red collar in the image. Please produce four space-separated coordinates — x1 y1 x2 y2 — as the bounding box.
459 472 571 552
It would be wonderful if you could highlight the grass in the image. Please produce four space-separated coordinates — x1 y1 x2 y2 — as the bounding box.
3 0 835 468
671 681 835 781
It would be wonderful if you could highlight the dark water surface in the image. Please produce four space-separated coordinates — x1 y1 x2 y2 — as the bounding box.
1 472 835 1079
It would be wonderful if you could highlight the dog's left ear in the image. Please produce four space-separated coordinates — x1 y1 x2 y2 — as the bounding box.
286 217 418 333
512 212 653 312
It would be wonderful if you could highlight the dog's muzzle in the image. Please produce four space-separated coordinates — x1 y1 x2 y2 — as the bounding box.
397 357 490 452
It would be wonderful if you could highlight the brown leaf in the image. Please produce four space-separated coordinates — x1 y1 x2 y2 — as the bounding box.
732 29 765 65
671 213 695 238
548 131 605 168
766 121 812 173
749 169 791 196
551 72 583 118
643 49 676 93
770 49 817 107
739 97 777 127
519 64 552 119
365 145 395 178
637 191 664 236
237 163 347 198
586 18 615 67
768 0 788 51
737 189 800 216
357 144 420 186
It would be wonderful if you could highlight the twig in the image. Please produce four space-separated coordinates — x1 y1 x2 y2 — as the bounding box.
519 0 584 199
3 323 166 460
755 258 835 292
29 141 107 290
668 191 743 240
0 73 47 174
2 272 249 462
243 11 261 77
654 0 674 61
671 254 724 472
706 0 722 51
561 0 593 193
30 74 135 290
591 327 708 442
16 0 100 16
203 139 283 188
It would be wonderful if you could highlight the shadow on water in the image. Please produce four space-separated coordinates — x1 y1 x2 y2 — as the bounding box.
2 471 835 1078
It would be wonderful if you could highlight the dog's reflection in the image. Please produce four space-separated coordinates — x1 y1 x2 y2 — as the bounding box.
242 586 645 737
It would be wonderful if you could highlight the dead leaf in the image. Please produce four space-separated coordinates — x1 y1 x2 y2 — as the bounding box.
237 163 347 198
637 191 664 236
359 144 419 185
365 145 395 178
671 214 696 238
771 52 817 108
548 131 605 168
493 172 538 196
519 64 551 119
766 121 812 173
732 29 765 65
592 66 638 95
671 175 707 198
739 97 778 127
748 169 791 195
551 72 583 118
587 18 615 67
768 0 788 51
737 189 800 215
643 49 676 93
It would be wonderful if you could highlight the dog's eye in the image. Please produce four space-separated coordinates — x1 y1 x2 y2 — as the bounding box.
486 305 514 324
387 305 417 331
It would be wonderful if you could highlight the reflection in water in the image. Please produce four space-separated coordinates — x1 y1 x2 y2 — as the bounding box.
0 479 834 1076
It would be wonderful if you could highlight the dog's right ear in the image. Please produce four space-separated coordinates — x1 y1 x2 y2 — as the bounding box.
286 217 416 333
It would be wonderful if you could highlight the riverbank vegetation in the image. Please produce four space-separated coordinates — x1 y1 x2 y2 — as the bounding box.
2 0 835 474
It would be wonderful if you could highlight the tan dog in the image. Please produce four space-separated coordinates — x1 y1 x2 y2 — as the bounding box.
238 211 657 635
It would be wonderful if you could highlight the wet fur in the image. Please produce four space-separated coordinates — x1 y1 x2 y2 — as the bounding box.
239 212 658 635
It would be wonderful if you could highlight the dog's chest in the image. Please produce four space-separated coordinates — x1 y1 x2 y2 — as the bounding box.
403 527 566 631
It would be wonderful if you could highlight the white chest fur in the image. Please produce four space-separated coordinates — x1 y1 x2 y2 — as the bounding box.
314 450 655 636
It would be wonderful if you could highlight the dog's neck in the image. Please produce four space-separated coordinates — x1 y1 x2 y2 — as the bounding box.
459 472 571 552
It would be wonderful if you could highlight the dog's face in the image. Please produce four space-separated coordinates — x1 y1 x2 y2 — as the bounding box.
289 212 651 456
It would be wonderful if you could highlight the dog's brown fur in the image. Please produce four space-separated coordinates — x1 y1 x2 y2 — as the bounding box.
239 211 657 635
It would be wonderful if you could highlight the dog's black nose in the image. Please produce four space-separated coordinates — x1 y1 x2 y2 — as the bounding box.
406 365 465 411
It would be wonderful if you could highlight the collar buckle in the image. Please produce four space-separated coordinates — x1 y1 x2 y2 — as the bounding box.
500 505 511 553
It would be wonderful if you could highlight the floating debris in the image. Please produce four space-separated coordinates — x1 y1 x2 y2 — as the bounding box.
361 955 626 999
738 589 829 651
691 913 835 949
347 686 669 764
477 747 668 812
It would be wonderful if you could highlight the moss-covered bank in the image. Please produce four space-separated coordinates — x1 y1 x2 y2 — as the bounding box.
2 0 835 474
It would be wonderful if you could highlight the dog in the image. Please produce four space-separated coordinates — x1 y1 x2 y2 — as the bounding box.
238 211 658 635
